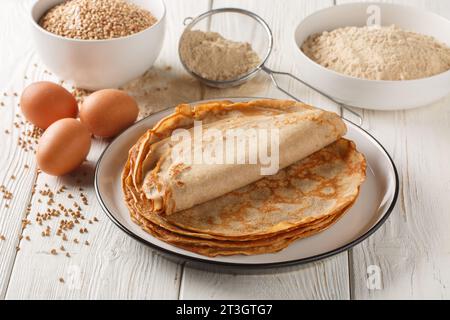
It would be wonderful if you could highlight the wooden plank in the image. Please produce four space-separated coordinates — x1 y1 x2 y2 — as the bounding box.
180 0 352 300
2 0 448 300
181 257 349 300
4 0 210 299
0 0 41 299
0 0 36 88
337 0 450 299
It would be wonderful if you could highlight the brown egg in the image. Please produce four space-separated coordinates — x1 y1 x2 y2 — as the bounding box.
80 89 139 138
20 81 78 130
37 119 91 176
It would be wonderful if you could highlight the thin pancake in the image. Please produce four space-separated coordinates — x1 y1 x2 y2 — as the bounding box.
132 202 352 250
136 204 351 257
123 99 347 216
123 138 365 239
165 139 365 237
121 100 366 257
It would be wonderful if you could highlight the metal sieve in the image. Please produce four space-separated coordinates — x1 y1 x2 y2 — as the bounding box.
178 8 362 125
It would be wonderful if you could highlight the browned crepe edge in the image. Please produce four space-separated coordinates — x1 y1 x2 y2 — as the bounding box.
132 201 353 249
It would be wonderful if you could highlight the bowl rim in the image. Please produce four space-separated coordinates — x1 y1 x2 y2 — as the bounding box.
293 1 450 85
30 0 166 43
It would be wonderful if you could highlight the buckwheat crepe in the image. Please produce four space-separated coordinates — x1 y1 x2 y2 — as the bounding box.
132 204 353 256
124 99 347 216
122 100 366 257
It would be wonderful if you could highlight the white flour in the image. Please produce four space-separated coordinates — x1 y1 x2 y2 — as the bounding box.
301 25 450 80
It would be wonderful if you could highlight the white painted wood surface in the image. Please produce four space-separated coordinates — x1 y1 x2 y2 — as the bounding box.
0 0 449 299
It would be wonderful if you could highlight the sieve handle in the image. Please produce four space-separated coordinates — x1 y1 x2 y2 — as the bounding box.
261 65 363 127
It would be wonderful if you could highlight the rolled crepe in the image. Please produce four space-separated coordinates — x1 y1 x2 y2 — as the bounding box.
123 100 347 215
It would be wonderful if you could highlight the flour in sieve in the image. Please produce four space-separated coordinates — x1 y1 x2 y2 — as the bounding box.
180 30 261 82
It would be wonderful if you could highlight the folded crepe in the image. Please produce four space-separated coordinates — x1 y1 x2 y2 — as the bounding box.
122 100 366 257
124 99 347 216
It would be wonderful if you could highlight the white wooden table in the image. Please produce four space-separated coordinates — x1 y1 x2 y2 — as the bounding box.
1 0 450 300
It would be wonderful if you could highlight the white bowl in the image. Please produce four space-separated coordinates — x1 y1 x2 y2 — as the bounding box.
294 2 450 111
30 0 166 90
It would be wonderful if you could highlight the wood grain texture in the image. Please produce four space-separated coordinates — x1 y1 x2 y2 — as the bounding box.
337 0 450 299
3 0 210 300
179 0 351 301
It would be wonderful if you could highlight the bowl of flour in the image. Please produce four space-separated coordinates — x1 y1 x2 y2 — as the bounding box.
294 2 450 110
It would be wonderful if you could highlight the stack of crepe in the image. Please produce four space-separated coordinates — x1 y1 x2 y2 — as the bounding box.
122 100 366 257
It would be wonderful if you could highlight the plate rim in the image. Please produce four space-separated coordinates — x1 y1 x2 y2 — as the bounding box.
94 98 400 269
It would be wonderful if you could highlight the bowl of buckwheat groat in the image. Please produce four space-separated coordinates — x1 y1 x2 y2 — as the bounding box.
30 0 166 90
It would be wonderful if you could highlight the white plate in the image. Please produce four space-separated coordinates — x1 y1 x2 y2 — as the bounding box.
293 2 450 110
95 98 399 269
